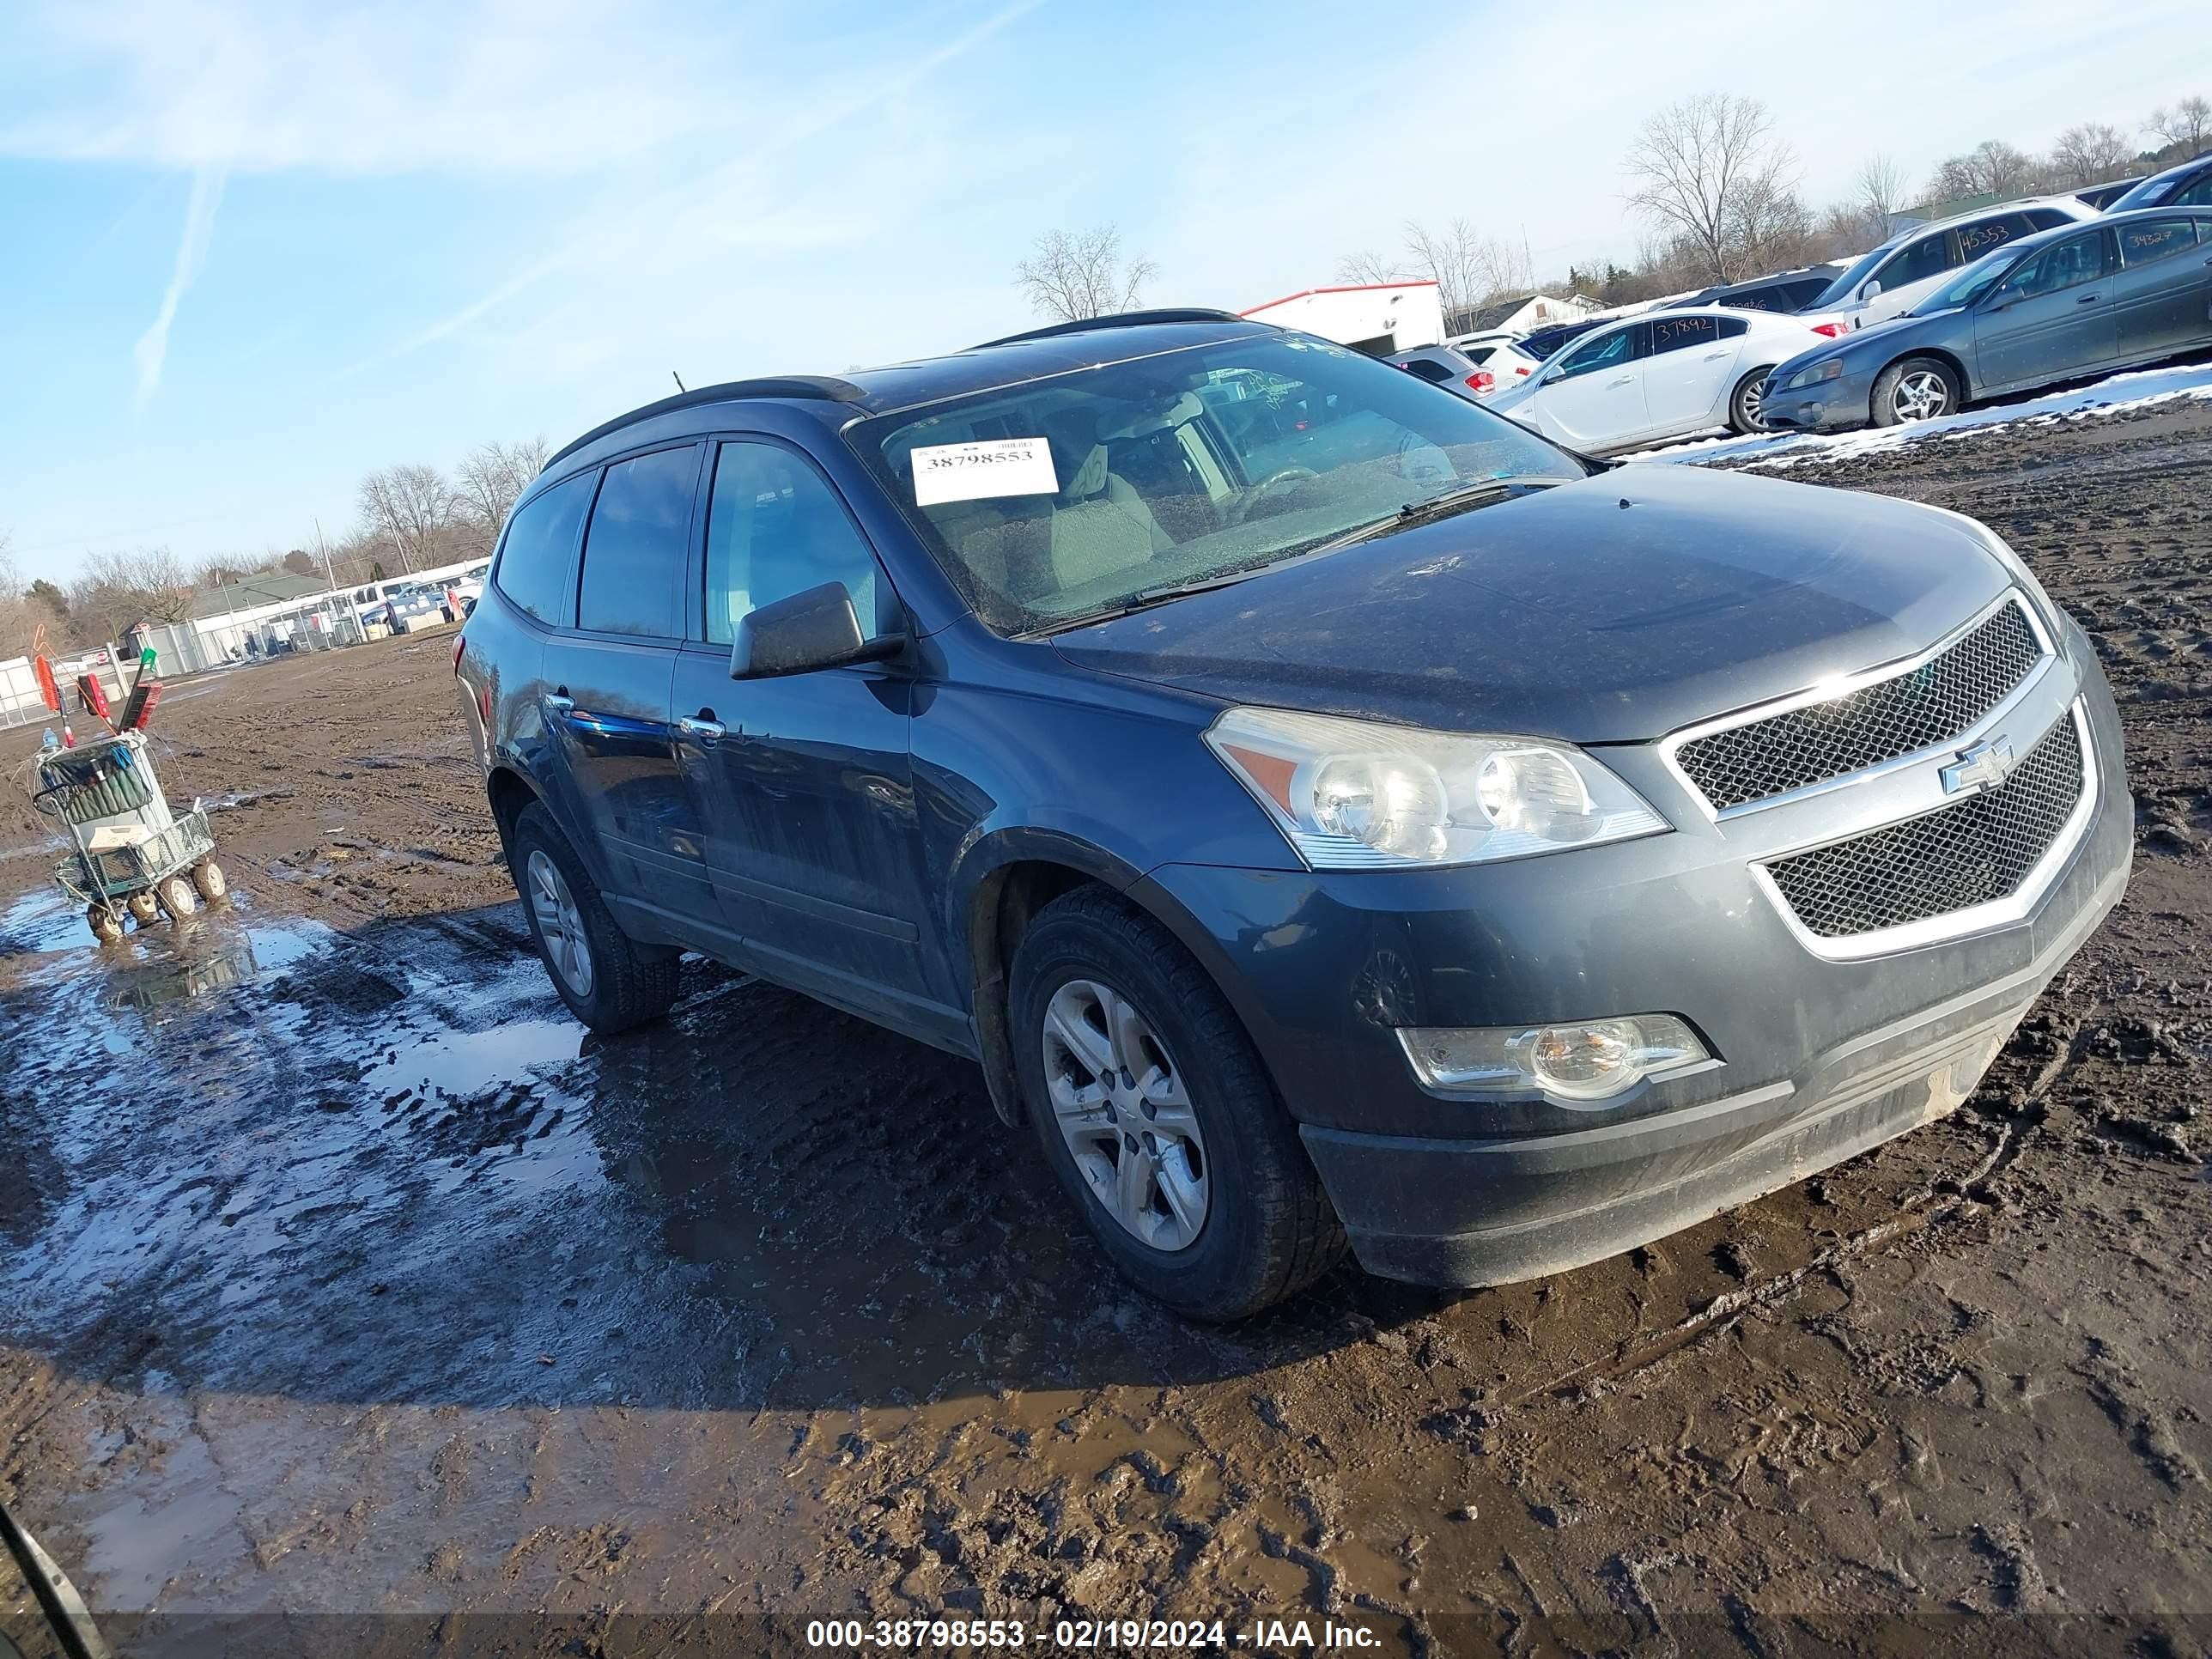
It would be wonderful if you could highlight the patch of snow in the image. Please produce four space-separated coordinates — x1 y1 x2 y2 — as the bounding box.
1615 358 2212 472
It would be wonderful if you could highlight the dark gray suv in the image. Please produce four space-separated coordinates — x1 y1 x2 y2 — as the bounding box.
455 312 2131 1318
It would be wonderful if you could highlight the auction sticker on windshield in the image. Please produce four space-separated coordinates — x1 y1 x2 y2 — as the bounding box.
911 437 1058 506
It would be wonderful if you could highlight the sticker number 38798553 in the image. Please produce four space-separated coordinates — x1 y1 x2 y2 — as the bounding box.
909 438 1060 507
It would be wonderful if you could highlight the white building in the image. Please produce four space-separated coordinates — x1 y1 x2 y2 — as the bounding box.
1238 281 1445 355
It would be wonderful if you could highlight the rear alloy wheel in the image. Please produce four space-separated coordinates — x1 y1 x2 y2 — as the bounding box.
1872 356 1959 427
508 802 680 1033
1012 886 1345 1320
1729 366 1776 434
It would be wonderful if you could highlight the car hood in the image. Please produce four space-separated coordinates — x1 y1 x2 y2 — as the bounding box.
1048 465 2009 744
1771 308 1957 383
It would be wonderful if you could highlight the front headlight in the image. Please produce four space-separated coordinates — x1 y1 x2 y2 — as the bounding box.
1784 359 1845 391
1204 708 1668 869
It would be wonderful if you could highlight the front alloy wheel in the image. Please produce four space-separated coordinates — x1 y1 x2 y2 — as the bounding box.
1042 978 1208 1251
526 848 595 999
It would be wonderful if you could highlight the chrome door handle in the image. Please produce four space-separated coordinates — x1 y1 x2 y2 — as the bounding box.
678 715 726 741
544 693 574 714
1607 375 1635 387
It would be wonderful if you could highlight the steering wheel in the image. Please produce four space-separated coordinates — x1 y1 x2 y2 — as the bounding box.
1229 465 1321 524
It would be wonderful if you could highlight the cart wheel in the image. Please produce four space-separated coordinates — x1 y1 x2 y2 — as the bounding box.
191 860 228 902
127 891 161 925
88 903 125 945
154 873 200 920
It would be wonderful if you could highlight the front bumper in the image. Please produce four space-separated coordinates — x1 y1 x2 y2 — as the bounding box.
1133 653 2131 1286
1764 365 1875 432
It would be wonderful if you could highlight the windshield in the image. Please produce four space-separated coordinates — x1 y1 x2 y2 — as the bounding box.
850 333 1589 635
1808 240 1898 309
1912 248 2018 313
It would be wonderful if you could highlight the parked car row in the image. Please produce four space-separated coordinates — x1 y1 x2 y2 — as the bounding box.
1428 149 2212 452
1766 205 2212 431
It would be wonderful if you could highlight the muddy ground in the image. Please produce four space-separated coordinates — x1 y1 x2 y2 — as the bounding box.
3 400 2209 1658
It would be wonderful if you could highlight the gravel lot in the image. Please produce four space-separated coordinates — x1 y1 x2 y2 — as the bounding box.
3 398 2209 1657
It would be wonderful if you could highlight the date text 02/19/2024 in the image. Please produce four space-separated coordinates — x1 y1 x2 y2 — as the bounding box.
802 1617 1388 1650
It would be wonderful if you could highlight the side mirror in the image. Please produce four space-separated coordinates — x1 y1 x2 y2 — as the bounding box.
730 580 902 680
1861 279 1882 301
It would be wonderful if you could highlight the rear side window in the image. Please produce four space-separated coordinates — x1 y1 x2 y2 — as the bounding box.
1400 358 1453 384
1462 344 1496 365
2023 208 2072 231
1647 313 1720 355
493 471 595 627
577 446 700 637
2118 216 2198 267
2177 173 2212 208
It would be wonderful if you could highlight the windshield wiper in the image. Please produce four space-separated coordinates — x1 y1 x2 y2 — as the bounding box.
1310 475 1564 555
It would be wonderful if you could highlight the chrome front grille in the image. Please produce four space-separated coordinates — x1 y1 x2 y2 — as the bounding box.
1674 598 2045 811
1759 712 2086 941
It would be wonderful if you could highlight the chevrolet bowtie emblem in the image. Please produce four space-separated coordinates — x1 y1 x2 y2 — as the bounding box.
1941 735 2016 795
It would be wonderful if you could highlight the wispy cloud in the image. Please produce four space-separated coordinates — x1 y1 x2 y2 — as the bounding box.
330 0 1041 381
133 163 227 408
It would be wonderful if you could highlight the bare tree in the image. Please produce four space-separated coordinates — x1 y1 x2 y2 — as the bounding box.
1623 94 1801 284
1013 226 1158 322
1334 250 1407 285
357 464 455 574
1400 218 1530 318
454 438 550 552
2148 94 2210 156
1853 153 1909 242
2052 122 2135 185
64 550 195 642
1928 139 2038 203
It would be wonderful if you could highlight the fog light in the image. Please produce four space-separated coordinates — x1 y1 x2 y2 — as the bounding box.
1399 1015 1711 1101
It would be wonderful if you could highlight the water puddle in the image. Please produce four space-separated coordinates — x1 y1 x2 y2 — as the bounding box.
362 1018 585 1099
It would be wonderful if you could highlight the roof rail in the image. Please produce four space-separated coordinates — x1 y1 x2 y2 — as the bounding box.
544 375 868 471
970 308 1251 351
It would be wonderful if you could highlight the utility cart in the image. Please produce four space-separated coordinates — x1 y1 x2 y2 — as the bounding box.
33 731 228 943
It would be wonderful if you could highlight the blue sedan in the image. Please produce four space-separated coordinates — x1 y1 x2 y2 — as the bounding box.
1764 207 2212 432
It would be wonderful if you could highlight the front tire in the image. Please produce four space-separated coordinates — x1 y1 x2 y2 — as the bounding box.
1871 356 1960 427
1010 886 1345 1320
1728 366 1775 434
192 860 228 902
509 802 680 1033
154 874 198 920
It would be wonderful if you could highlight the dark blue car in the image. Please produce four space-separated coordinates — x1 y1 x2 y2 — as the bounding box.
455 313 2130 1317
1765 207 2212 431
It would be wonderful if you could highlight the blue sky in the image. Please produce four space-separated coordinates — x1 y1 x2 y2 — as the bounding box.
1 0 2206 586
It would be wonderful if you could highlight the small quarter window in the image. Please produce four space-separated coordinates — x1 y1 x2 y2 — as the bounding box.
492 471 595 627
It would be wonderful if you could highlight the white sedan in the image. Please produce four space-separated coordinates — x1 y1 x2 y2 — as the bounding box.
1482 307 1826 453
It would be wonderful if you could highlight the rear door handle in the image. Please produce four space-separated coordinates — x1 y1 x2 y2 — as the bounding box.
1702 350 1729 360
2076 292 2100 303
544 692 574 714
678 714 726 742
1607 375 1635 387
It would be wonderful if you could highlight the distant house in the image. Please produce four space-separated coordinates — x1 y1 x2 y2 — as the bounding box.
1443 293 1601 338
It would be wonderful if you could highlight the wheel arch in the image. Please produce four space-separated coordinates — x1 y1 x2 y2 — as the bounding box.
957 831 1237 1131
1879 346 1972 411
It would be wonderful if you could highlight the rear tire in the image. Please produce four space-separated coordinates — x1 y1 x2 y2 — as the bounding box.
509 802 680 1033
88 903 124 945
1010 885 1346 1321
1728 366 1775 434
1871 356 1960 427
126 891 161 925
